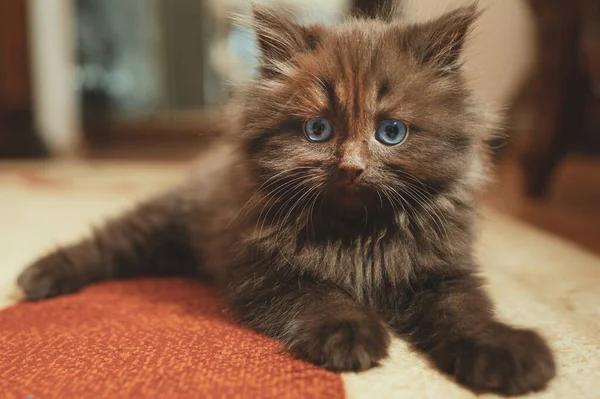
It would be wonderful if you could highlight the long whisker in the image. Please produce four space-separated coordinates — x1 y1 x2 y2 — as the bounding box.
400 180 453 247
255 176 313 238
287 182 323 242
302 181 324 226
387 185 416 221
383 176 452 248
396 170 440 195
274 178 323 236
400 183 451 245
376 190 384 210
380 185 403 219
306 186 322 241
259 174 322 238
269 176 321 228
228 167 317 227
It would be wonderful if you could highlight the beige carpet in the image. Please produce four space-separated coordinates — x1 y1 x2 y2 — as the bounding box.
1 161 599 398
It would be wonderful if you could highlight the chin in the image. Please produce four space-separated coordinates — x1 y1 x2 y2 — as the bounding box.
325 185 382 217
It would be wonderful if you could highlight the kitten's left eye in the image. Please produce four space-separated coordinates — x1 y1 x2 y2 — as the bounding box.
304 117 333 142
375 120 409 146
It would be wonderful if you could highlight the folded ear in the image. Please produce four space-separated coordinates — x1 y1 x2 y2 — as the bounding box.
400 4 480 75
251 4 320 76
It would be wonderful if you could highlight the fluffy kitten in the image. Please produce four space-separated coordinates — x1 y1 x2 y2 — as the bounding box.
18 5 555 395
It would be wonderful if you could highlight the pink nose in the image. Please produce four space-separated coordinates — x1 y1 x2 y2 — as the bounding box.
340 166 364 183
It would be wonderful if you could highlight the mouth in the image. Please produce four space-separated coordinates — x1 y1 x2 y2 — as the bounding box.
341 183 361 194
326 182 372 211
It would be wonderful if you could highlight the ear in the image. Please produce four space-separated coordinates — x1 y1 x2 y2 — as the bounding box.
251 4 320 76
401 4 480 75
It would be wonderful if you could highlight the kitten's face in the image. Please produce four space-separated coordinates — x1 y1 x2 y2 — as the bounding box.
244 6 488 221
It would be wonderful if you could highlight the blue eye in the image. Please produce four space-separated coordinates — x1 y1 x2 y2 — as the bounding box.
304 117 333 142
375 120 408 146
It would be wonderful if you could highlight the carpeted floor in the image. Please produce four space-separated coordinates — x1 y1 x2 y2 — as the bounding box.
1 161 599 399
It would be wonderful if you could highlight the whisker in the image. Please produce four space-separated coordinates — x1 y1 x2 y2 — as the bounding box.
306 186 322 240
396 170 440 195
262 174 322 238
380 185 403 219
256 177 312 238
376 191 384 210
274 178 323 236
291 182 324 242
228 167 317 227
402 184 449 243
407 184 455 253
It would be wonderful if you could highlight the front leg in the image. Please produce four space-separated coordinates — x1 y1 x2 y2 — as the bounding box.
18 190 198 300
390 271 555 395
224 266 390 371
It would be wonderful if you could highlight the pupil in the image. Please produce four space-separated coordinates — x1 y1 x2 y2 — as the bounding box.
385 124 399 138
313 121 324 135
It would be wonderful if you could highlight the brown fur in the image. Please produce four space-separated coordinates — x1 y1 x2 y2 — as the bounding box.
18 5 555 395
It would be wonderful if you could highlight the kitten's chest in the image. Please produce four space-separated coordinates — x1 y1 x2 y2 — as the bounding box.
290 228 449 302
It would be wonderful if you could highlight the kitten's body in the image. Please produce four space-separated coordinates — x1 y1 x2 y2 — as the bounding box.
18 5 555 396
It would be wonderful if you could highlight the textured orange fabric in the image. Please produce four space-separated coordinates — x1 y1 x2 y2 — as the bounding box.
0 278 345 399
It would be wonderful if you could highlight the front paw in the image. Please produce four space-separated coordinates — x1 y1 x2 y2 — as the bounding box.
18 250 84 300
432 325 556 395
288 311 391 372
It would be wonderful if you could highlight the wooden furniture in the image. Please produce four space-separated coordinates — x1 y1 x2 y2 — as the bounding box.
0 0 47 158
510 0 600 198
353 0 391 16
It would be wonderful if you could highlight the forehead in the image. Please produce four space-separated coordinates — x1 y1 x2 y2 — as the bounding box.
286 23 455 128
307 21 397 82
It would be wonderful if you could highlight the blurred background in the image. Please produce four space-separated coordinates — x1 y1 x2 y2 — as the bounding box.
0 0 599 253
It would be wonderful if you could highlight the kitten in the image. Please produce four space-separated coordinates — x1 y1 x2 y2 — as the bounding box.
17 5 555 395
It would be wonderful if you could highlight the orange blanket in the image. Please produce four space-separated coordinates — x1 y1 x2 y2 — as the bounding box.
0 278 344 399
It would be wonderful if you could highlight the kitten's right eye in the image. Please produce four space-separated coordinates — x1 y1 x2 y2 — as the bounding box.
304 117 333 142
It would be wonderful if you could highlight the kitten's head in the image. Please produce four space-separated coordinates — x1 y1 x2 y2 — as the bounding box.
240 4 492 223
